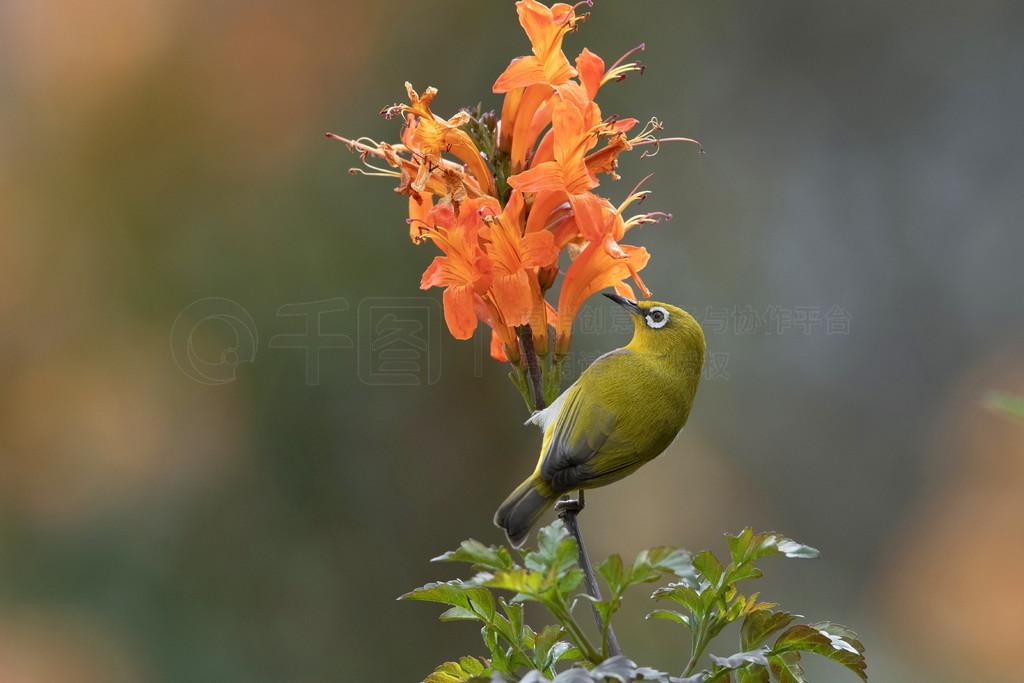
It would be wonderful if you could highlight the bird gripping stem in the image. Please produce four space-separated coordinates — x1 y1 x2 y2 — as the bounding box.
556 491 623 659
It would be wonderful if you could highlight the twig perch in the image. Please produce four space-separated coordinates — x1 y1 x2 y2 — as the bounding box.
556 491 623 659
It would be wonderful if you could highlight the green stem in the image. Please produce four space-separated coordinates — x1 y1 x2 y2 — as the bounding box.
683 617 714 676
548 598 602 664
558 493 623 661
518 325 546 411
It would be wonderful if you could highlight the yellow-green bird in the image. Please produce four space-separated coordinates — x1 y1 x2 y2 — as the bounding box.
495 294 706 547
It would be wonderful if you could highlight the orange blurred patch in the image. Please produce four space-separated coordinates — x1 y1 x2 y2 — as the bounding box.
874 348 1024 680
0 0 172 115
197 2 375 175
0 340 244 528
0 610 142 683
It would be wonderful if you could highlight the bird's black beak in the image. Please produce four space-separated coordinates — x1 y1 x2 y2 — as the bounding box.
603 292 643 317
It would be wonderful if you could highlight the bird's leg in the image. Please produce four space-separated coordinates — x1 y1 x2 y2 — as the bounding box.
556 490 623 660
554 489 585 513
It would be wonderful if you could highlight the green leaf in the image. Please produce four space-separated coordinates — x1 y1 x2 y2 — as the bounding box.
645 609 691 628
694 550 724 586
502 598 525 643
773 624 866 680
483 569 545 596
768 651 805 683
466 587 497 622
578 594 618 628
439 606 479 621
532 625 566 672
553 568 585 598
724 563 763 584
725 531 819 564
742 610 798 651
525 521 579 578
425 658 493 682
727 528 756 565
399 581 472 609
651 582 704 615
640 547 697 579
738 664 771 683
591 655 652 681
598 554 625 594
810 622 866 654
482 626 510 673
774 540 819 560
458 657 486 676
434 539 518 573
710 647 769 669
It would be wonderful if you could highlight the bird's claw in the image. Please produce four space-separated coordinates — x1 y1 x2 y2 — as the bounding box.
555 491 586 514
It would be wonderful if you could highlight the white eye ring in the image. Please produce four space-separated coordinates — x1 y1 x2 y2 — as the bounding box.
645 306 670 329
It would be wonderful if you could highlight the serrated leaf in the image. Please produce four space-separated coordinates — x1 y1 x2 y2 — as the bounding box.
742 610 798 651
426 658 494 683
694 550 724 586
467 587 496 621
558 645 582 662
773 624 866 680
669 674 706 683
439 606 480 621
641 547 697 580
550 668 593 682
599 554 626 594
738 664 770 683
756 535 819 562
634 664 671 680
483 569 545 595
483 626 510 673
767 651 805 683
434 539 518 573
709 647 769 669
557 568 586 595
809 622 866 654
459 657 486 676
724 563 763 584
524 521 580 579
522 671 555 683
502 598 524 638
578 594 617 626
774 540 819 559
399 581 472 609
590 655 642 682
727 528 755 565
652 582 704 615
646 609 691 628
532 625 567 672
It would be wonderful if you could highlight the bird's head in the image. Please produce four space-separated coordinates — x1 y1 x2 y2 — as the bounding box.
603 293 706 368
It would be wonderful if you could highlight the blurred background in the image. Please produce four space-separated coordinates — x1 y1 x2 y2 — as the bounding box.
1 0 1023 680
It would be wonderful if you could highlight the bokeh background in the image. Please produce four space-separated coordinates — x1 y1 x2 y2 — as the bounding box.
2 0 1023 680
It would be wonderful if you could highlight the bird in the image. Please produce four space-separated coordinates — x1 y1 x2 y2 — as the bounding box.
494 293 706 547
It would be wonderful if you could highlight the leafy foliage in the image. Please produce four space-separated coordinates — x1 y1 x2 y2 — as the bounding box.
401 523 866 682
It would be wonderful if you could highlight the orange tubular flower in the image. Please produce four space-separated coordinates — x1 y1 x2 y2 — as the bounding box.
416 200 494 340
555 241 650 355
330 0 700 409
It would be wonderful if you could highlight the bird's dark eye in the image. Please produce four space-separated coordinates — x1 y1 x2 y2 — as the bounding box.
645 307 670 328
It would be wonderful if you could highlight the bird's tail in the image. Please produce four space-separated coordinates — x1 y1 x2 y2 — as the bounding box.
494 475 556 548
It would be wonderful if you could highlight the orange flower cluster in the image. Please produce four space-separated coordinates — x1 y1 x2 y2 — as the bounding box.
330 0 699 407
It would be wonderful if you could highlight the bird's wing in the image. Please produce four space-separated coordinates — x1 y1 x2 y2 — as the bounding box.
539 352 647 493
